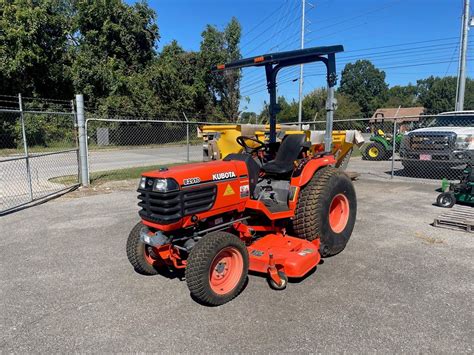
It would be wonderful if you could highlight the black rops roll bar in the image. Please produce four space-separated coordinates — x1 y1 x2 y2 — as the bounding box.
213 45 344 151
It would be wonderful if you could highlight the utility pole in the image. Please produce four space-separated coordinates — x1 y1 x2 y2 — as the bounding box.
455 0 470 111
297 0 306 127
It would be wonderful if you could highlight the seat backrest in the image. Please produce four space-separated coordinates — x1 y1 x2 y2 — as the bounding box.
274 134 307 163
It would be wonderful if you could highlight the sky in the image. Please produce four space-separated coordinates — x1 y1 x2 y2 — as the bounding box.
143 0 472 113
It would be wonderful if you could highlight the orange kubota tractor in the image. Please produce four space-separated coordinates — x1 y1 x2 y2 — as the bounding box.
127 45 357 306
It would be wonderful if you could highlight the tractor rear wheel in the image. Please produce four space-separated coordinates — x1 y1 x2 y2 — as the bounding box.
363 142 385 161
185 231 249 306
436 192 456 208
126 222 160 275
292 167 357 257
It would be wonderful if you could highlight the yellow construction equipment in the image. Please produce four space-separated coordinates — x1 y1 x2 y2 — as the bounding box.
198 124 364 169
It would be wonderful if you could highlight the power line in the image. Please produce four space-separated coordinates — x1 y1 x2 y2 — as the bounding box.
312 0 401 33
241 1 289 38
243 2 314 56
267 0 293 52
240 1 300 54
241 58 474 97
343 36 459 53
239 41 466 92
303 0 400 46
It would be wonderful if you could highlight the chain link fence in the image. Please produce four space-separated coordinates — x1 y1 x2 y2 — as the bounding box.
289 112 474 183
0 96 80 214
83 113 473 186
84 117 237 174
2 92 472 214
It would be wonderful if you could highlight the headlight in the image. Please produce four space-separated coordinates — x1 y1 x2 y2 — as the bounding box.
138 177 179 192
139 176 147 189
455 134 473 149
154 178 179 192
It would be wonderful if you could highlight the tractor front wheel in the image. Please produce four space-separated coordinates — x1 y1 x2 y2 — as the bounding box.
185 231 249 306
436 192 456 208
126 222 160 275
292 167 357 257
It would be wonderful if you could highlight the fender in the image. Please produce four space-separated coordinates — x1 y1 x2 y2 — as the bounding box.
291 155 336 187
370 135 392 150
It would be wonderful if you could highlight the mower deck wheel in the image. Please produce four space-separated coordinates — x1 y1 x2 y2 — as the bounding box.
185 231 248 306
268 271 288 290
126 222 160 275
436 192 456 208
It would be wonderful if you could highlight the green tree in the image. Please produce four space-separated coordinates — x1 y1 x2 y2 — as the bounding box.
385 85 418 108
277 96 298 122
199 17 242 121
339 60 388 117
71 0 159 105
334 92 362 119
261 89 362 123
416 76 456 114
145 41 200 117
240 111 257 123
415 76 474 114
0 0 73 98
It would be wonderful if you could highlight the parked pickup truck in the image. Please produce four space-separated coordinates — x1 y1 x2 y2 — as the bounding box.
399 112 474 170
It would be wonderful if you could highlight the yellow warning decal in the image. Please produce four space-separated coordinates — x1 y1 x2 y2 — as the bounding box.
223 184 235 196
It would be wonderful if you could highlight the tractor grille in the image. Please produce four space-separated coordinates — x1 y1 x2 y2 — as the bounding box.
138 184 217 224
409 132 455 152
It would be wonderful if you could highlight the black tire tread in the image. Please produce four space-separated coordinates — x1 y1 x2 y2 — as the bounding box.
126 222 159 275
436 192 456 208
293 167 338 241
185 232 248 306
292 167 356 256
364 142 385 161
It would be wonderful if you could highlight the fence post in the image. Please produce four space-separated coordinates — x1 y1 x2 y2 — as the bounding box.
390 119 397 179
183 112 190 162
76 94 89 186
18 94 34 201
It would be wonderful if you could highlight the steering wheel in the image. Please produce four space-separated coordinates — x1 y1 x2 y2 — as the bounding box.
236 136 266 154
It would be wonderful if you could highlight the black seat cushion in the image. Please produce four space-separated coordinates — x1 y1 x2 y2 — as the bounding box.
223 153 260 196
262 134 308 175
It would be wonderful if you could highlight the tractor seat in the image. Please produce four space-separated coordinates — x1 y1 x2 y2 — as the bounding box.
262 134 310 175
223 153 260 196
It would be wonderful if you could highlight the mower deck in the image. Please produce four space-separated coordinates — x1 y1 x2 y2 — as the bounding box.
247 234 321 278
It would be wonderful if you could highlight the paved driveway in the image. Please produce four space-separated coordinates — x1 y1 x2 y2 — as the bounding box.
89 145 203 172
1 178 472 352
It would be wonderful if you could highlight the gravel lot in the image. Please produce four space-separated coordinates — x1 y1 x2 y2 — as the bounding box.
1 177 473 353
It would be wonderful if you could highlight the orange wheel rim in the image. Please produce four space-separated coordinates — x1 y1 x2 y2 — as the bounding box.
209 247 243 295
329 193 350 233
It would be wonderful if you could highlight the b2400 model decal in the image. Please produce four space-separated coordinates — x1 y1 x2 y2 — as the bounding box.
183 177 201 185
212 171 236 181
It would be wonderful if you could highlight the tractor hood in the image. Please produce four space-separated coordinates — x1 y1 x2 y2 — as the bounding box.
141 160 248 188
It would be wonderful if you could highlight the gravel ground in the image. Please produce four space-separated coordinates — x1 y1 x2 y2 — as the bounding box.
1 177 473 353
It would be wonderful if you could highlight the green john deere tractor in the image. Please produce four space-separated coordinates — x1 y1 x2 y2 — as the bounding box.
362 127 403 161
436 163 474 208
362 116 403 161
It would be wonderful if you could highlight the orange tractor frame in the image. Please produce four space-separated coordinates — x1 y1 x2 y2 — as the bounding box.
127 45 357 306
